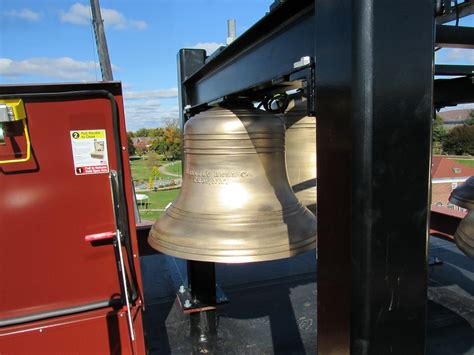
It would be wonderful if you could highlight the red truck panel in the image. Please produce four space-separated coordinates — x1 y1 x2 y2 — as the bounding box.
0 306 145 354
0 83 145 353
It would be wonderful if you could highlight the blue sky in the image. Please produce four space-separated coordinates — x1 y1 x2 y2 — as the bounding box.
0 1 473 130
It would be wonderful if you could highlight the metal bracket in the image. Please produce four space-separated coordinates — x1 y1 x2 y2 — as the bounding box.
176 284 229 314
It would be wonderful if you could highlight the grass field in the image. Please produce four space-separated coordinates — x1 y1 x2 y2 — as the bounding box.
164 161 183 175
129 159 182 181
130 158 182 221
454 159 474 168
138 189 180 221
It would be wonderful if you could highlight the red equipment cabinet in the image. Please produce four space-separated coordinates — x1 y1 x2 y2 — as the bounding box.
0 82 145 354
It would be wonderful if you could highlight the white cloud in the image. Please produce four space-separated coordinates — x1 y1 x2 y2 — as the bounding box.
124 101 179 130
124 88 178 100
0 57 101 81
436 48 474 64
191 42 225 55
60 3 147 30
122 89 179 130
5 8 41 21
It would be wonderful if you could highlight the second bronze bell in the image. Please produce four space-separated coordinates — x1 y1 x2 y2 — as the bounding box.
148 105 317 263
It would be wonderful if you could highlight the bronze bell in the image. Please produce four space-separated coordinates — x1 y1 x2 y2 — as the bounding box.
148 105 317 263
281 98 317 213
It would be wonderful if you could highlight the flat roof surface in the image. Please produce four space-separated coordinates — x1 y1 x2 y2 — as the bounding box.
140 237 474 354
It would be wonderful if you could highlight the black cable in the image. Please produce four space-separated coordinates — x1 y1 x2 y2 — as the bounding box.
262 93 290 113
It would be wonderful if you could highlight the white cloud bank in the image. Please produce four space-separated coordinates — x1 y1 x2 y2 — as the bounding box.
124 102 179 131
191 42 225 55
436 48 474 65
123 89 179 130
0 57 102 81
60 3 147 30
4 8 41 22
124 88 178 100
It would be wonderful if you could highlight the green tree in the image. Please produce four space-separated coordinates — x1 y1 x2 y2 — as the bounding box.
151 166 160 179
442 125 474 155
135 128 150 137
432 114 446 154
464 110 474 126
146 151 160 168
433 114 446 142
150 122 181 160
127 132 136 156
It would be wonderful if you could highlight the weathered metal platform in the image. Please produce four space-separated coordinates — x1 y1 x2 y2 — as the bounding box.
140 238 474 354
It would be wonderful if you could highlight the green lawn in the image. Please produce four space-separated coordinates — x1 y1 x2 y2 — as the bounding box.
130 157 182 221
164 161 183 175
138 189 180 221
129 158 182 182
454 159 474 168
129 159 160 181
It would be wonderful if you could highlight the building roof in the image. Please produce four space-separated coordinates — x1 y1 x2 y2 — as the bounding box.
438 109 471 123
432 156 474 179
132 137 153 146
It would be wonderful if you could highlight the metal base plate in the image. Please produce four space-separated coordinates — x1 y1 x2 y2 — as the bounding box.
176 285 229 314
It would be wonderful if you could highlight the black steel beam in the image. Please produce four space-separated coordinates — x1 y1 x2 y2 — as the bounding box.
436 1 474 24
316 0 434 354
181 7 473 110
435 64 474 76
434 77 474 107
436 25 474 49
182 0 314 108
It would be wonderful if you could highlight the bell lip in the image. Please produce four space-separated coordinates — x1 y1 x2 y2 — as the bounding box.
147 234 316 263
449 195 474 210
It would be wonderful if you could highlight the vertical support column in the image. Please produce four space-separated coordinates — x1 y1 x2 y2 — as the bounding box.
315 1 353 353
177 49 218 308
178 49 219 352
177 49 206 130
315 1 434 354
187 261 217 305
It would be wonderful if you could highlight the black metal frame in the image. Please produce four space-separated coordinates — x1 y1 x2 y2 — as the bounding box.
176 1 474 354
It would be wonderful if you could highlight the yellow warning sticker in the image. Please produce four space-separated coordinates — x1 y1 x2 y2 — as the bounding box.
70 129 109 175
71 130 105 139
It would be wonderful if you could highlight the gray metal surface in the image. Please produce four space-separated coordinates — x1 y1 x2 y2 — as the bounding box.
140 238 474 354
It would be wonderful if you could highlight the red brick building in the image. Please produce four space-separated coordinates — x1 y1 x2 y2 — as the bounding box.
431 156 474 210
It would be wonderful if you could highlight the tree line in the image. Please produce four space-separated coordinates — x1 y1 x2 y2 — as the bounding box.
433 111 474 155
127 122 181 160
126 110 473 159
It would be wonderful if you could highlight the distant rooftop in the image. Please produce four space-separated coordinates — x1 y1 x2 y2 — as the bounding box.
438 109 471 123
432 155 474 179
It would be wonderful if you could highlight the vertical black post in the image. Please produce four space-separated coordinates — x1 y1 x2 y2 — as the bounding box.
187 261 217 305
177 49 206 131
315 1 434 354
315 1 353 353
177 49 218 306
178 49 219 351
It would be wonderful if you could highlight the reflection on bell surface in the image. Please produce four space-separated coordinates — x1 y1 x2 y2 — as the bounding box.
281 98 317 213
148 105 317 263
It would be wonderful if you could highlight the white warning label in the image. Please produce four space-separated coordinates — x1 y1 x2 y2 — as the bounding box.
70 130 109 175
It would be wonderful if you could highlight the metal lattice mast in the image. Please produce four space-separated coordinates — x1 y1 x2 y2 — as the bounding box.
90 0 113 81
